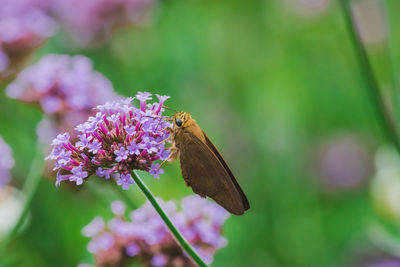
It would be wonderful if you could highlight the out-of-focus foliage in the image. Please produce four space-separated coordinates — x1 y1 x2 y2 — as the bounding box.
2 0 400 266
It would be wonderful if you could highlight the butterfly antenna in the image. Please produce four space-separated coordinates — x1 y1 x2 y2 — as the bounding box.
163 105 178 112
141 114 172 122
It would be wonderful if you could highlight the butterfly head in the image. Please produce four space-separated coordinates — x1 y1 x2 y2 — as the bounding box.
173 112 192 128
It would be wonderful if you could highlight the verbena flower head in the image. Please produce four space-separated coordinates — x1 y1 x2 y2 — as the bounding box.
46 92 172 189
6 54 116 114
0 0 56 78
0 137 14 187
82 196 230 266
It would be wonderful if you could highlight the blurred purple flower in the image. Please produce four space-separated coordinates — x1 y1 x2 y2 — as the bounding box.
125 243 140 257
151 254 167 267
82 217 106 237
82 195 230 267
312 134 373 192
6 54 117 115
366 260 400 267
111 201 126 217
0 47 9 72
46 92 172 189
49 0 154 46
285 0 331 16
0 137 14 187
0 0 56 78
350 250 400 267
352 0 387 44
87 232 115 254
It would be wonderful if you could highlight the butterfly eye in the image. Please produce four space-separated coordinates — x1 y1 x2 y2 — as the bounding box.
175 118 183 127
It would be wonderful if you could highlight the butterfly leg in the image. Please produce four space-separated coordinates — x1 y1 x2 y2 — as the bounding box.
167 146 179 161
159 126 174 134
154 138 169 146
155 127 175 146
155 146 178 171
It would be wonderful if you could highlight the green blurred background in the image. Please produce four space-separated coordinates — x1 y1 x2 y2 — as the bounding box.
3 0 400 266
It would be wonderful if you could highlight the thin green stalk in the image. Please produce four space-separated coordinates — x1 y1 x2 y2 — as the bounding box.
131 171 207 267
338 0 400 152
0 148 44 258
381 0 400 134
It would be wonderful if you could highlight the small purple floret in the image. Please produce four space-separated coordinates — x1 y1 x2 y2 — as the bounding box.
96 167 110 179
149 163 164 179
127 142 140 155
70 165 88 185
136 91 152 111
124 125 136 136
114 147 129 162
76 134 93 150
87 139 102 154
117 173 134 190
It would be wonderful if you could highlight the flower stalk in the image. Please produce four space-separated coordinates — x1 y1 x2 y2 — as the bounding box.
131 170 208 267
380 0 400 135
338 0 400 152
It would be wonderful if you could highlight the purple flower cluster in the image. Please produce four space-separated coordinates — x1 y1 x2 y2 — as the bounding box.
0 0 56 78
50 0 154 46
6 54 117 115
0 0 156 78
0 137 14 187
81 196 229 267
45 92 172 189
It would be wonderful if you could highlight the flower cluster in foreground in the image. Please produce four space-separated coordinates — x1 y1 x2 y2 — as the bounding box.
81 196 229 266
6 54 117 115
0 137 14 187
46 92 172 189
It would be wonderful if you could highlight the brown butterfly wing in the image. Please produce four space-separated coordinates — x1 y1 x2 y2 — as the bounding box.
179 130 248 215
202 131 250 211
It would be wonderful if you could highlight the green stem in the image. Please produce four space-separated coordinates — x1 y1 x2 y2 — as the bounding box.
338 0 400 152
131 171 207 267
0 148 44 258
381 0 400 132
